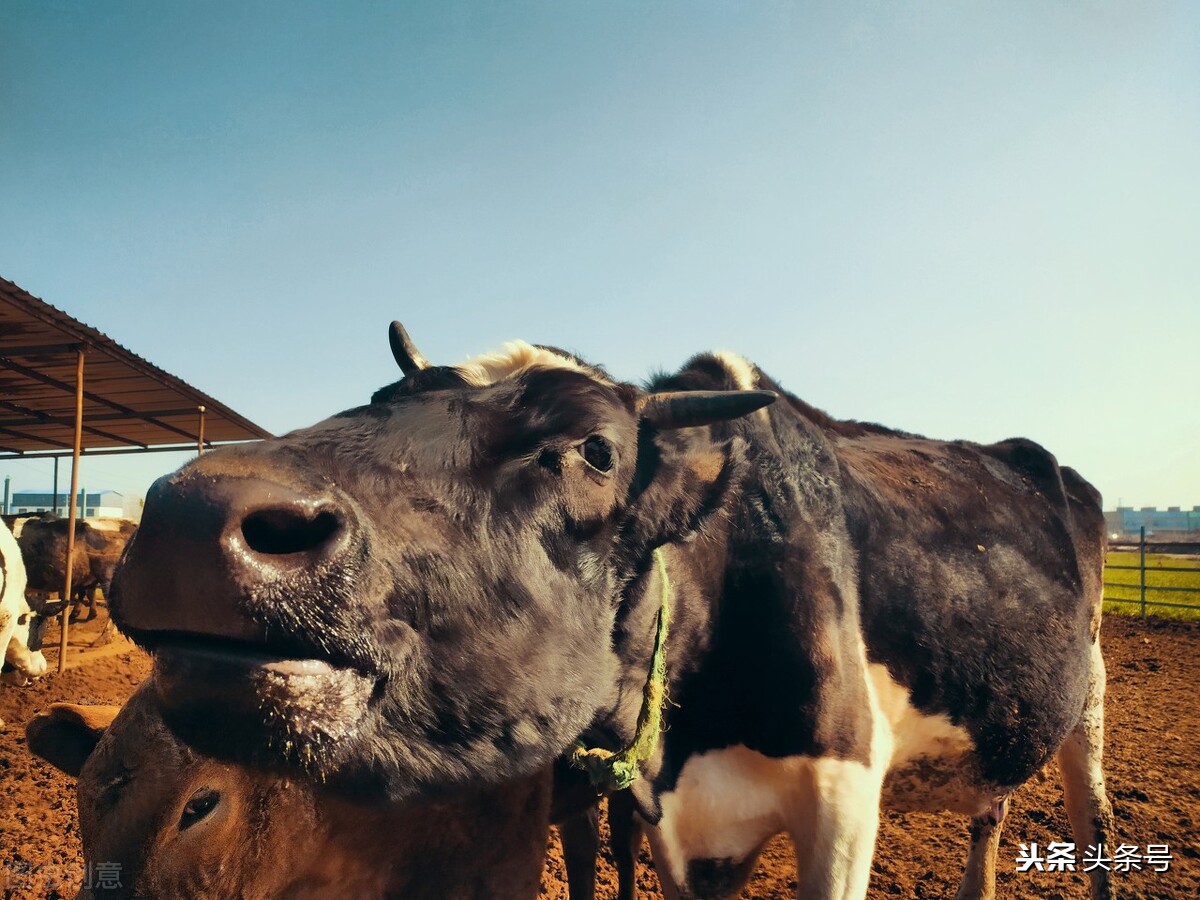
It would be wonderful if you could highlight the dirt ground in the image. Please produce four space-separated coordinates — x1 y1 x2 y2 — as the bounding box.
2 614 1197 899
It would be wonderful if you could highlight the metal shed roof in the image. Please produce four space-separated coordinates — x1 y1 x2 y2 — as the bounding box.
0 276 272 458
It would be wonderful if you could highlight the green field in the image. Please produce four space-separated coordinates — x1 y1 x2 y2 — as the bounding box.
1103 551 1200 621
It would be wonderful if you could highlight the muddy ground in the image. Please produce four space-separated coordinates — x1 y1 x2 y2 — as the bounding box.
2 614 1196 899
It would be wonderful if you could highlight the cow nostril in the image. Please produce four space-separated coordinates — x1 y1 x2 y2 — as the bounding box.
241 508 341 556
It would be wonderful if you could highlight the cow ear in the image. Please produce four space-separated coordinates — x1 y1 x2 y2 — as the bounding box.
618 433 747 562
26 703 119 777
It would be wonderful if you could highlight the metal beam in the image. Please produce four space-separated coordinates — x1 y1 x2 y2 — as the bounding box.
0 399 149 449
59 349 85 674
0 406 206 427
0 425 73 449
0 342 86 357
0 355 199 443
1 276 272 443
0 440 234 460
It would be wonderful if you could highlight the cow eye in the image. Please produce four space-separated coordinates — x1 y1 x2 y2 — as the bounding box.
179 788 220 830
17 614 27 626
578 436 614 473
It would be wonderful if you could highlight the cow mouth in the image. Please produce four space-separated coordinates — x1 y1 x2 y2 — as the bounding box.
141 633 383 764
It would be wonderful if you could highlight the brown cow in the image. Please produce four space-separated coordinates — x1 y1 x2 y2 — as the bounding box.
27 683 551 900
17 515 136 621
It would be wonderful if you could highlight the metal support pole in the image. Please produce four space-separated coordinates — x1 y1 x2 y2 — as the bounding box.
52 457 59 514
197 405 206 455
58 349 85 674
1139 525 1147 619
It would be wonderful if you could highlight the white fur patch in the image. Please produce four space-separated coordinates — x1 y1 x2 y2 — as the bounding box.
454 340 607 387
712 351 770 424
869 663 973 765
1057 639 1110 842
870 663 993 816
712 350 759 392
85 517 130 532
649 651 989 894
653 745 804 887
652 747 885 897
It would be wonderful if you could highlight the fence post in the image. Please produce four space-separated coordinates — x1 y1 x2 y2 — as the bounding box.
1139 525 1147 619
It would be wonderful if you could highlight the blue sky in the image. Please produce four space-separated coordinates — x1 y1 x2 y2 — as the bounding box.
2 1 1197 509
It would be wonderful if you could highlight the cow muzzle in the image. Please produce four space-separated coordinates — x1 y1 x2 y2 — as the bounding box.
112 469 357 643
110 462 381 765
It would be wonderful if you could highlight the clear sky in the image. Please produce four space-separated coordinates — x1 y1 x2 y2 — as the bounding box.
1 2 1197 510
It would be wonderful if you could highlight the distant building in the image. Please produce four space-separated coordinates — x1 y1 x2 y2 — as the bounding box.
7 489 124 518
1104 506 1200 537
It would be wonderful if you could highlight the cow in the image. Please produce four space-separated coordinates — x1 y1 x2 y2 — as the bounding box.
18 515 137 621
25 685 551 900
1 518 48 726
110 324 1114 900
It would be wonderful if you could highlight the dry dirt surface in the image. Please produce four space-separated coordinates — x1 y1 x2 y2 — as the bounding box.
2 615 1197 899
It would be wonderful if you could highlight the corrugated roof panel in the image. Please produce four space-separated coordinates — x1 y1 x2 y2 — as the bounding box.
0 276 272 457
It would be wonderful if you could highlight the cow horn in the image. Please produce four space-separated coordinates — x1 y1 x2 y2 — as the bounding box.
637 390 778 430
388 321 430 375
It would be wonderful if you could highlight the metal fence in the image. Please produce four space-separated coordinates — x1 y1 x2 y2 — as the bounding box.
1103 526 1200 617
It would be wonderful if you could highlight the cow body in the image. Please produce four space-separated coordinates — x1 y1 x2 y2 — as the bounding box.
18 515 137 620
603 355 1112 899
1 519 48 710
111 329 1113 899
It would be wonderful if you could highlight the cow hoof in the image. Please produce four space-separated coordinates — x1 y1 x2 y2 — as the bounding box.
0 670 31 688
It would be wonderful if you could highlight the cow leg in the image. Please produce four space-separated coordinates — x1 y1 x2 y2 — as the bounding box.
558 805 600 900
69 587 86 622
607 789 642 900
1057 640 1115 900
789 757 884 900
79 585 97 620
644 829 685 900
954 796 1008 900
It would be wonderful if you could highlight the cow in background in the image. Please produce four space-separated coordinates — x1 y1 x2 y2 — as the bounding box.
26 685 552 900
17 514 137 621
1 519 48 726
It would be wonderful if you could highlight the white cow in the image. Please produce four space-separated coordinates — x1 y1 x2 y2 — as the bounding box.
1 519 48 726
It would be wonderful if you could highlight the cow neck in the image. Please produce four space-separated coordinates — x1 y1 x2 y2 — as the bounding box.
570 547 672 792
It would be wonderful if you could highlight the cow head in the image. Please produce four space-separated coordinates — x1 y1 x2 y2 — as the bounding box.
110 324 774 799
27 694 308 900
27 686 550 899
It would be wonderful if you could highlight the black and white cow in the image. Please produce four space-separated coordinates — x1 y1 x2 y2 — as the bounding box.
2 518 48 713
111 325 1114 900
